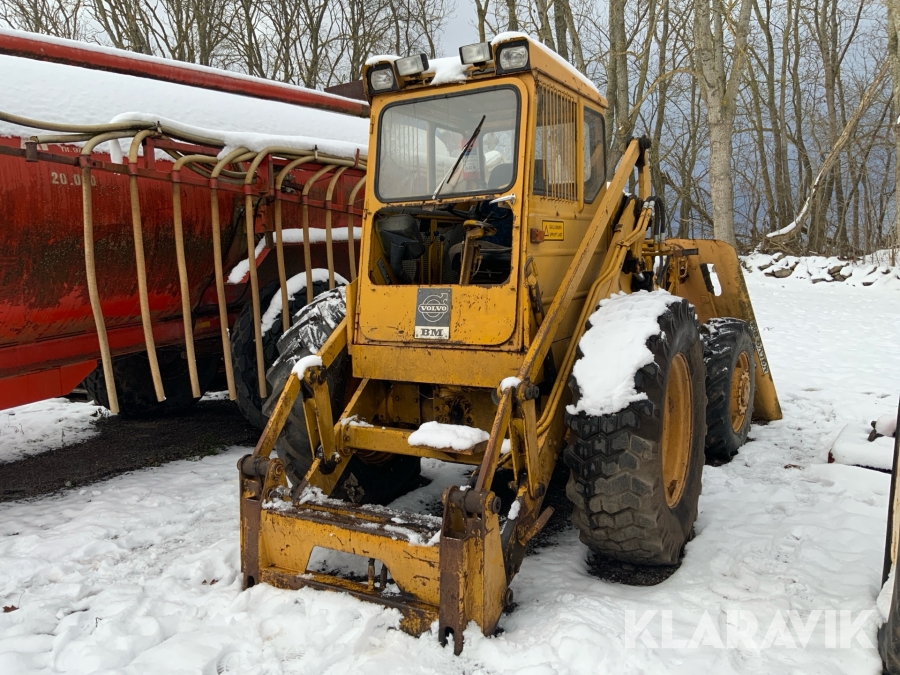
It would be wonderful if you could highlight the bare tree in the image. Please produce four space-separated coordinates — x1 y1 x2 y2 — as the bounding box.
888 0 900 247
1 0 86 39
692 0 753 246
2 0 895 256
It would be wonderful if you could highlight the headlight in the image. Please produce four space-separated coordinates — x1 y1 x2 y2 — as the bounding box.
369 65 397 92
459 42 493 65
497 43 529 72
396 53 429 77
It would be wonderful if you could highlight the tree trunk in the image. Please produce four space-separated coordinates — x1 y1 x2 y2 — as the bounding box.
505 0 518 31
889 0 900 247
607 0 628 170
692 0 753 248
706 107 738 245
474 0 489 43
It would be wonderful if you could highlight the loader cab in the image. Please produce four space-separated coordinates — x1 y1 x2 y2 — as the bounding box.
356 35 609 379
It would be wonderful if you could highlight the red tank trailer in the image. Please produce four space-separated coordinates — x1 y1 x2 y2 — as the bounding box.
0 30 369 425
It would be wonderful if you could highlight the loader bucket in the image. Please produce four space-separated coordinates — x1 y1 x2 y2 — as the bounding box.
665 238 782 422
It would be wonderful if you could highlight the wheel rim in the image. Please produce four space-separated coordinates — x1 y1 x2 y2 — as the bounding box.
662 353 692 508
730 351 752 433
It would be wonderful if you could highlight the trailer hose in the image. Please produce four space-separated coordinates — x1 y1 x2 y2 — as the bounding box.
209 147 254 401
325 166 349 291
243 150 276 398
171 154 223 398
346 177 367 282
80 131 139 415
275 156 318 334
127 130 167 403
0 110 225 150
0 110 156 134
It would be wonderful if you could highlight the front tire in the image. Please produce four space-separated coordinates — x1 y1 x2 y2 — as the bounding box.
266 288 421 505
564 297 706 565
701 318 756 464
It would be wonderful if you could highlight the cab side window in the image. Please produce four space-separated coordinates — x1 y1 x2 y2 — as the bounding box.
583 107 606 203
533 83 577 201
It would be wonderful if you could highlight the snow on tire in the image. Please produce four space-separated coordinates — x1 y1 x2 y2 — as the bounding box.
701 317 756 464
564 296 706 566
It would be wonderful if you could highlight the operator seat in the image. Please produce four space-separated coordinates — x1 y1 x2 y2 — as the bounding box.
477 163 515 247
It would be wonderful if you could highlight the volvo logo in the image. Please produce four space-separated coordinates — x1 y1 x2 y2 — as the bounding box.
418 295 449 322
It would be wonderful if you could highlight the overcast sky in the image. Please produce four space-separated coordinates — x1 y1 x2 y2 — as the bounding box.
441 1 481 54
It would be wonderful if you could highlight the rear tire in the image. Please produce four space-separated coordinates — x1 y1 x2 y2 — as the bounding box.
231 279 329 429
564 298 706 565
83 347 219 417
701 318 756 464
267 288 421 505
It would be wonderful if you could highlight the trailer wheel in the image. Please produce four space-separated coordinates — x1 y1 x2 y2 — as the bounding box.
83 347 219 416
563 298 706 565
231 279 330 430
267 288 421 505
701 318 756 464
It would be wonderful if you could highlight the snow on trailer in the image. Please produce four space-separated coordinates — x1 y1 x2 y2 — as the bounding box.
0 28 370 119
0 30 370 418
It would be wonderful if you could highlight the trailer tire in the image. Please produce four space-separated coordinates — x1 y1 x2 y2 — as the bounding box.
231 279 329 430
83 347 219 416
267 288 421 505
563 298 706 566
701 318 756 464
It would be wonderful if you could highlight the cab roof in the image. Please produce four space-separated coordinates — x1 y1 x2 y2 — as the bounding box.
364 33 608 109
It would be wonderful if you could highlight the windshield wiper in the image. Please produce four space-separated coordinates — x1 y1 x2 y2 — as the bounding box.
432 114 486 200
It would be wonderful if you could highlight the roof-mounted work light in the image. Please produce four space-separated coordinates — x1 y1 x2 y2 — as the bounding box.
495 40 530 73
396 53 429 77
368 63 398 92
459 42 493 65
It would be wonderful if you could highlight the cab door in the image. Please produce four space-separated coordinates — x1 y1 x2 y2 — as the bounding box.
524 78 609 359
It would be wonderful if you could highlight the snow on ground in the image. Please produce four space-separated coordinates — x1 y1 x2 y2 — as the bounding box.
830 423 895 471
1 270 899 673
0 399 101 464
744 249 900 288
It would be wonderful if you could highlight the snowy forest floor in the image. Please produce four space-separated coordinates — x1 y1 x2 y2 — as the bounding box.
1 268 899 674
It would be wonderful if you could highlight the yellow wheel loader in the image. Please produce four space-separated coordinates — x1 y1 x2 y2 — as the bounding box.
238 35 782 653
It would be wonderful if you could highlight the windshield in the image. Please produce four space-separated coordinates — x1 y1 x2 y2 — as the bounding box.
375 86 520 202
